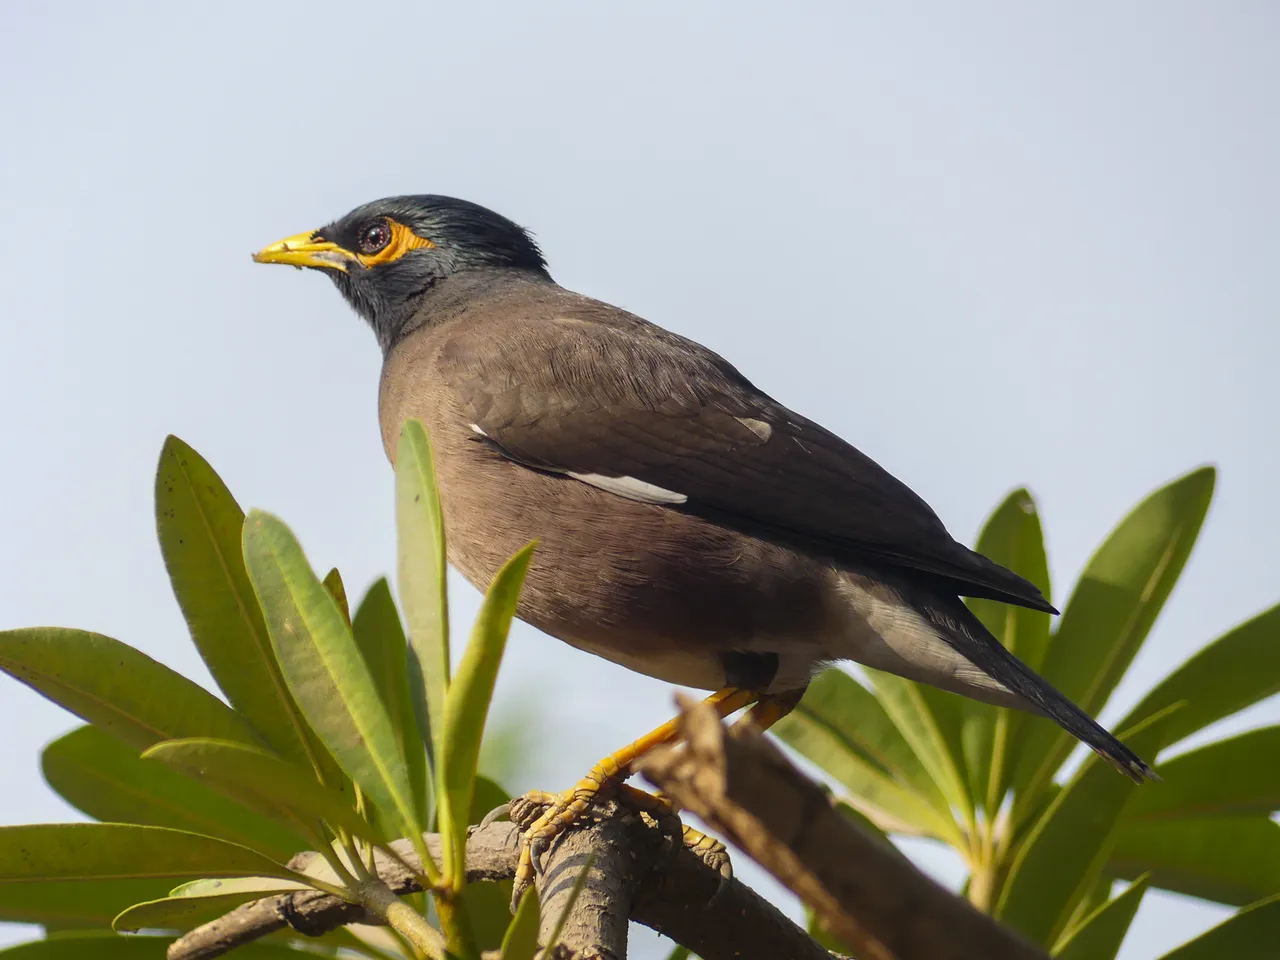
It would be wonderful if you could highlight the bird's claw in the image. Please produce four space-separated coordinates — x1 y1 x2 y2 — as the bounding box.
507 790 558 830
612 785 733 901
684 825 733 906
510 787 599 909
508 783 734 909
683 825 732 879
478 800 514 831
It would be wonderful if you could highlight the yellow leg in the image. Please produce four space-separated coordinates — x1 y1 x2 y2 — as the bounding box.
513 686 758 897
621 689 803 887
729 688 804 734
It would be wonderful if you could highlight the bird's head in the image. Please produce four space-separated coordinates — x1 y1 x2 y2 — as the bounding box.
253 195 549 348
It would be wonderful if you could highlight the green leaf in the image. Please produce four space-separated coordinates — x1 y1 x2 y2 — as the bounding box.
0 628 259 750
1126 727 1280 821
0 935 313 958
777 668 946 806
1010 467 1215 811
459 775 516 949
141 738 375 846
0 934 167 959
969 489 1054 674
41 726 308 861
0 824 294 886
242 511 423 844
155 436 323 769
0 879 173 926
396 419 451 771
995 707 1177 947
322 568 352 628
470 776 511 825
868 672 973 826
113 885 303 933
1052 874 1148 960
0 935 173 959
461 873 515 952
353 578 431 830
962 489 1052 812
1118 602 1280 746
441 544 534 891
500 887 540 960
1061 871 1114 936
961 708 996 818
168 875 307 899
1157 892 1280 960
774 672 962 843
1110 817 1280 906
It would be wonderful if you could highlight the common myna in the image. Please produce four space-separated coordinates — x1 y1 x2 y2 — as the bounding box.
255 195 1154 889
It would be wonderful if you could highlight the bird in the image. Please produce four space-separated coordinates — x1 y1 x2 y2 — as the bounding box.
253 194 1155 891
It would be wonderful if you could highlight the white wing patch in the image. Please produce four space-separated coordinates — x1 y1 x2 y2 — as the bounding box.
736 417 773 441
471 421 686 504
567 472 688 505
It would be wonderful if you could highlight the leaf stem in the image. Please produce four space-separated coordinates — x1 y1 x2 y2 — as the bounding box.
295 819 361 894
295 871 360 902
314 841 360 891
358 878 449 960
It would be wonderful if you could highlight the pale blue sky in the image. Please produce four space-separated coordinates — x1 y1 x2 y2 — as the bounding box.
1 3 1277 957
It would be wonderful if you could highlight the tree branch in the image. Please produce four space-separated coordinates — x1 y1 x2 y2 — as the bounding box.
637 696 1049 960
530 809 630 959
167 810 830 960
170 696 1049 960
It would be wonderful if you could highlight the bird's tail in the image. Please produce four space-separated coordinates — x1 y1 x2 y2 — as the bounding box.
920 596 1157 784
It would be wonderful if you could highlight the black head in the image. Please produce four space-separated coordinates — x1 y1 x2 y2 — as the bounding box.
253 195 550 349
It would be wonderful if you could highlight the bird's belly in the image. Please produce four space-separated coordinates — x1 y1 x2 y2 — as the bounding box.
556 635 729 691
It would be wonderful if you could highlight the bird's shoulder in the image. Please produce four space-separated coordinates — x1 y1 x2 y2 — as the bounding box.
430 286 752 407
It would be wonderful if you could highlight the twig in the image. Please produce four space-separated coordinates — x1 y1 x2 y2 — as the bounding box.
637 696 1049 960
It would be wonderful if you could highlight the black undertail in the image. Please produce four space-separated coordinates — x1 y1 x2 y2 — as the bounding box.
918 594 1157 784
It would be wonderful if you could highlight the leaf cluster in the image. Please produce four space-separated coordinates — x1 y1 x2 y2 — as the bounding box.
778 469 1280 958
0 425 570 960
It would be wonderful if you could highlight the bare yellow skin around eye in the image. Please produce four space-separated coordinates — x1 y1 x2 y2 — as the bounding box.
356 220 435 268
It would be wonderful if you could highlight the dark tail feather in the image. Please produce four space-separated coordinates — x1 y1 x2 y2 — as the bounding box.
922 598 1158 784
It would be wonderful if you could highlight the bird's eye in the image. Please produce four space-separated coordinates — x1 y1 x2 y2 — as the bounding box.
359 220 392 255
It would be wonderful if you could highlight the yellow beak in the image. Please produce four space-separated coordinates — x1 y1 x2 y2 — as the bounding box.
252 230 353 272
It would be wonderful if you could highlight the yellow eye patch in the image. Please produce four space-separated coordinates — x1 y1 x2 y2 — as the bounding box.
356 219 435 268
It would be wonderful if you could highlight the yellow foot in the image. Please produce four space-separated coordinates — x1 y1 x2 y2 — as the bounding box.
509 686 763 906
615 784 732 882
507 789 559 830
510 781 611 907
507 783 733 908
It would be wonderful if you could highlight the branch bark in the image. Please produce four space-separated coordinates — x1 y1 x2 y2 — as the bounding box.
167 808 829 960
637 696 1049 960
530 808 630 959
